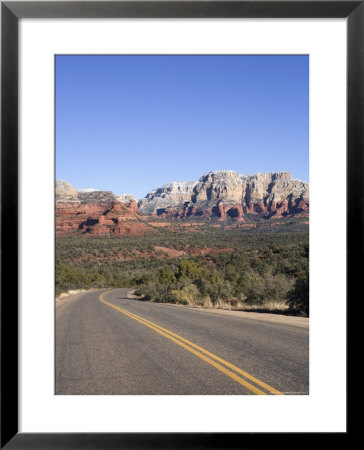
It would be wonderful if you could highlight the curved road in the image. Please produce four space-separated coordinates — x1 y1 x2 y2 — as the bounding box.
56 289 309 395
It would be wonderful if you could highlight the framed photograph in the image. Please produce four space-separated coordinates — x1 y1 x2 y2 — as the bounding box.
1 1 356 447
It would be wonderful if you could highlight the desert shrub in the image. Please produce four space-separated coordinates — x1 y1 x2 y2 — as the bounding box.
287 273 309 316
195 278 233 304
55 230 308 314
175 259 208 281
135 281 175 303
171 284 200 305
243 269 293 306
157 266 177 285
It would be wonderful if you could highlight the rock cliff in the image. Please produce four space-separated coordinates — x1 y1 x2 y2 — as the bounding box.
56 180 119 203
55 180 146 236
56 180 79 203
138 170 309 219
56 199 150 237
55 170 309 236
138 181 198 214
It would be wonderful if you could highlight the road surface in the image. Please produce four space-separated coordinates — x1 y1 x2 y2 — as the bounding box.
56 288 309 395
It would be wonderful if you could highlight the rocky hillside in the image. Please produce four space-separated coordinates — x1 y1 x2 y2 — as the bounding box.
138 180 198 214
56 180 136 204
138 170 309 220
56 180 79 202
56 200 150 237
56 180 145 236
55 171 309 236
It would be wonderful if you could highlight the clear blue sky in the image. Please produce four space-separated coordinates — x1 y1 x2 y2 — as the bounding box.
56 55 308 199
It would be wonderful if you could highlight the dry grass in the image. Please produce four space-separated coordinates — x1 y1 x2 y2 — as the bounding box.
134 290 291 315
56 289 89 302
174 296 289 313
236 301 289 312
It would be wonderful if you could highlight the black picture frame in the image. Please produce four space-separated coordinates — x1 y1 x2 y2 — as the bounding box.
1 1 356 448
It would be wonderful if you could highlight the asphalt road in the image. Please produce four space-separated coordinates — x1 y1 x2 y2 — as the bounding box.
56 288 309 395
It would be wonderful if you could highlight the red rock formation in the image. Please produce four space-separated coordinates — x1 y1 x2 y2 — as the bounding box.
245 201 268 214
215 203 245 222
216 203 226 221
56 200 150 237
138 170 309 221
148 196 310 221
269 197 309 218
57 172 309 228
227 205 244 221
127 199 139 214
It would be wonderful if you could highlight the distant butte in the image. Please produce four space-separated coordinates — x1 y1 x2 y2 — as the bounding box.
55 170 309 236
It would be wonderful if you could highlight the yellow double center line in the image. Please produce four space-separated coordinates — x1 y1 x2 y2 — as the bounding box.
99 291 283 395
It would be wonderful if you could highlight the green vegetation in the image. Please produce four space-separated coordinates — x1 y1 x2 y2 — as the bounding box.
287 272 309 315
56 226 309 316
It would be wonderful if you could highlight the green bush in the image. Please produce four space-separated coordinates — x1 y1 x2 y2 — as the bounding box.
195 278 233 304
243 270 293 306
175 260 207 281
287 273 309 315
157 266 177 285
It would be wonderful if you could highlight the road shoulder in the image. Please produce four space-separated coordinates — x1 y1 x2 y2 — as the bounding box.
55 288 99 309
125 290 309 329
